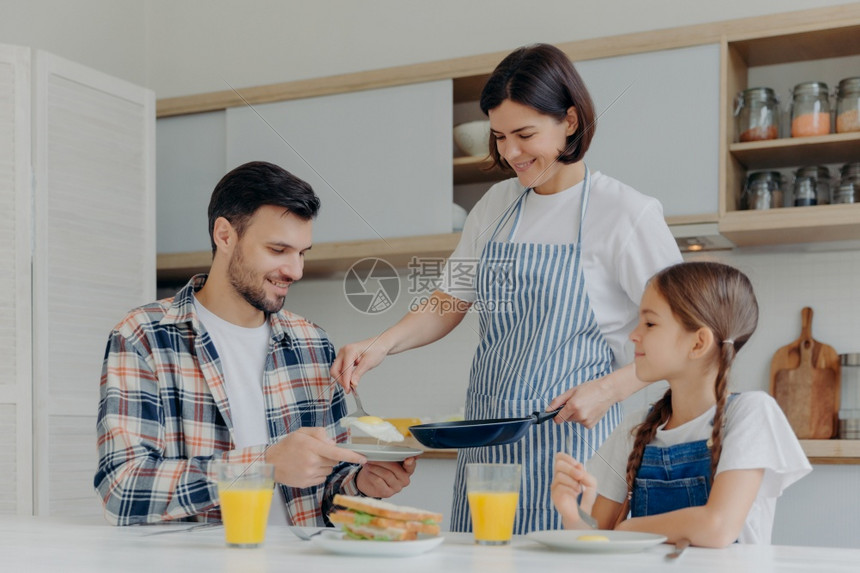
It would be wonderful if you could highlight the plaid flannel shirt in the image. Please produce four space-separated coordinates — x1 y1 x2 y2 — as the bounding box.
95 274 361 525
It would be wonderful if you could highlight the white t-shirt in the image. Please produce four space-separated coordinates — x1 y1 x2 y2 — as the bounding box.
586 391 812 544
440 173 682 367
193 297 290 525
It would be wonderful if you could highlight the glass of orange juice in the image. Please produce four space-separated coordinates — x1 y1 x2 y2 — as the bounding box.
215 461 275 548
466 463 521 545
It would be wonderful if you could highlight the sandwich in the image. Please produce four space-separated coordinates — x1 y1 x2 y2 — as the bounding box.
329 494 443 541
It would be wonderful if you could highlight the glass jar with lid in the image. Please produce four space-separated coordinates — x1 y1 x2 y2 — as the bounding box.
793 175 817 206
839 353 860 439
734 87 779 142
741 171 783 210
835 162 860 204
790 81 831 137
794 165 832 205
836 77 860 133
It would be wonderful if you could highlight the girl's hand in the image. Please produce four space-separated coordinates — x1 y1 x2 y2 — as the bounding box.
551 452 598 529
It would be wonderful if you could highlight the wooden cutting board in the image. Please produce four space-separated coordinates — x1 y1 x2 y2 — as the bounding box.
770 307 840 439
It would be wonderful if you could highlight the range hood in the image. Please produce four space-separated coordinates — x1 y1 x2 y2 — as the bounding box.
670 222 734 253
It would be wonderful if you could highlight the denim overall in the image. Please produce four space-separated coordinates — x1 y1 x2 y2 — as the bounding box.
449 167 621 533
632 394 738 517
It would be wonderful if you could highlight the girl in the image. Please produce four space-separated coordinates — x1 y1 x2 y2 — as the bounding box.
332 44 682 533
551 261 811 546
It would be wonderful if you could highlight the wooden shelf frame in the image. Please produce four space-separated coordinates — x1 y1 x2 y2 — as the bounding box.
157 233 462 283
800 440 860 465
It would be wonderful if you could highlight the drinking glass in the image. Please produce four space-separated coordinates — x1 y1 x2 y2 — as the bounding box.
215 461 275 548
466 463 521 545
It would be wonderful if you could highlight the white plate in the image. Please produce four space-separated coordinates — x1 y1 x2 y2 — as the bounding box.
340 443 423 462
311 531 444 557
526 530 667 553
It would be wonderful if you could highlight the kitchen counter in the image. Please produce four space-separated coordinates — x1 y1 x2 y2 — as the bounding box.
4 516 859 572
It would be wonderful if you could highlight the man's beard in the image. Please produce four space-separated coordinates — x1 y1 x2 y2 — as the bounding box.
227 246 286 314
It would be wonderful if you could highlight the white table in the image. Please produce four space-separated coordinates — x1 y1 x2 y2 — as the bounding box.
2 516 858 572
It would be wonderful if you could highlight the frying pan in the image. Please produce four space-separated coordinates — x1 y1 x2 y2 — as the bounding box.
408 409 561 448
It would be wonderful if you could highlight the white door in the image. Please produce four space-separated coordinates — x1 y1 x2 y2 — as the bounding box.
0 44 34 516
31 51 155 517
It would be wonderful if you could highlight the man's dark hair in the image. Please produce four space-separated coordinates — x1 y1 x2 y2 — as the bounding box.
207 161 321 255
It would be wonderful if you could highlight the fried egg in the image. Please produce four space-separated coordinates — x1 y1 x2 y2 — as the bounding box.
341 415 405 442
577 534 610 542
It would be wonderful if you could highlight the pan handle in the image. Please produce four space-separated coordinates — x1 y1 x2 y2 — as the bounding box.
532 409 563 425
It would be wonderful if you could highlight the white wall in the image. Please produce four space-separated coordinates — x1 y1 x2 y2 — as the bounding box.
286 245 860 548
2 0 851 98
0 0 147 86
143 0 853 98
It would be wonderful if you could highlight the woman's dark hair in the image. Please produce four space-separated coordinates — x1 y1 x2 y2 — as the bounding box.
479 43 596 170
614 261 759 527
207 161 321 255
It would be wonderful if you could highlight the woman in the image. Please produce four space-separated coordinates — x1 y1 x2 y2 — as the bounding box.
331 43 682 533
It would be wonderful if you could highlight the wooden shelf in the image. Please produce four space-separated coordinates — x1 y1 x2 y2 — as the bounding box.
728 23 860 67
359 439 857 463
453 155 510 185
729 132 860 171
800 440 860 465
157 233 462 283
719 203 860 246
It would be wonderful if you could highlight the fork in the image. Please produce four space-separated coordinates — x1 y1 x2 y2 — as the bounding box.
665 538 690 560
577 505 599 529
349 388 371 418
287 526 327 541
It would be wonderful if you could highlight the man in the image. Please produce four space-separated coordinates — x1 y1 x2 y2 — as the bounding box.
95 161 415 526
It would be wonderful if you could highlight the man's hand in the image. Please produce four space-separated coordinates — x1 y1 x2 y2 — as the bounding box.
355 457 417 498
265 427 366 488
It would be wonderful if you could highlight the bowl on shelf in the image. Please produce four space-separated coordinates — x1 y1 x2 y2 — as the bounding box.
453 120 491 156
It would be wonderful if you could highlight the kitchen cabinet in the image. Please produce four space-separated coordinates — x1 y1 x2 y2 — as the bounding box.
153 6 860 465
453 45 722 219
157 80 452 255
0 44 155 516
719 20 860 246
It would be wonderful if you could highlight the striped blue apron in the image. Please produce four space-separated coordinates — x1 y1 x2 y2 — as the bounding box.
450 167 622 533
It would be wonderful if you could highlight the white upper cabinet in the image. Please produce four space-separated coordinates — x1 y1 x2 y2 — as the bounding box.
156 80 454 254
225 80 453 246
156 111 226 254
576 44 720 217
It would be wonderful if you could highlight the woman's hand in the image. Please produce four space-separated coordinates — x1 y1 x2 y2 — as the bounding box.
548 376 615 429
551 452 598 529
548 364 649 429
330 335 391 392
